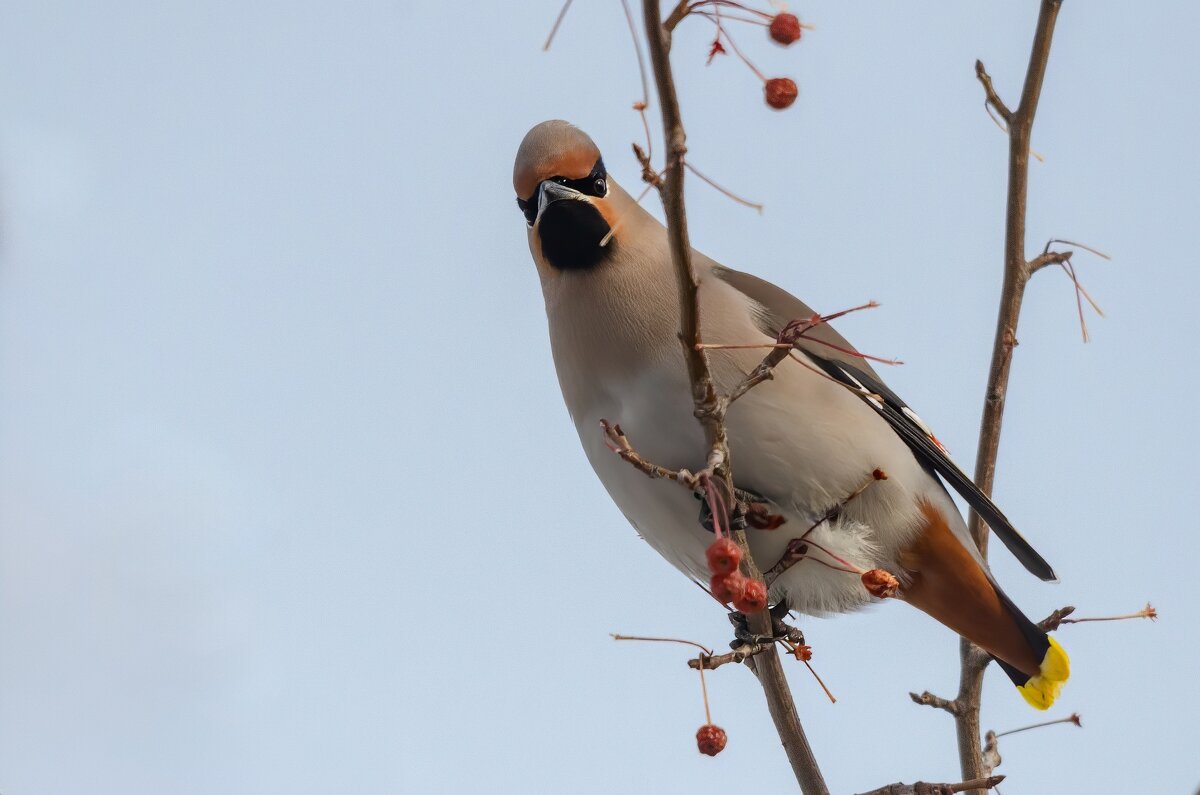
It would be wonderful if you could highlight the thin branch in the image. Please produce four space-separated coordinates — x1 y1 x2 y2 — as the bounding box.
683 161 764 213
620 0 650 111
642 1 827 791
542 0 575 51
612 633 714 656
662 1 691 33
1037 605 1076 631
1028 249 1072 273
994 712 1081 738
955 4 1065 792
724 302 885 404
1061 603 1157 623
763 470 887 585
697 652 714 724
855 776 1005 795
909 691 961 716
687 642 773 670
694 6 767 80
974 60 1012 123
600 419 696 484
981 731 1001 778
1046 237 1112 260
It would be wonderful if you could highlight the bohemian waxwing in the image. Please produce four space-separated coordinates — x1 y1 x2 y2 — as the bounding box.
514 120 1069 709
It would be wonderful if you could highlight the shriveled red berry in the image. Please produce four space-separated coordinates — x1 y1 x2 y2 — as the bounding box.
710 571 747 604
764 78 799 110
861 568 900 598
733 579 768 614
696 724 728 756
769 13 802 46
706 537 742 576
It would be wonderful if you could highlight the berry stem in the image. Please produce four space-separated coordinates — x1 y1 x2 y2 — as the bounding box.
697 653 713 724
695 12 765 81
688 0 771 20
803 661 837 704
683 161 764 212
994 713 1082 738
799 538 861 573
542 0 574 51
612 634 714 655
695 9 768 27
1060 603 1157 623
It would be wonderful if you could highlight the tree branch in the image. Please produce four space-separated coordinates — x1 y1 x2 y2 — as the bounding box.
974 60 1012 123
1038 605 1076 631
641 2 828 792
1028 249 1072 274
686 642 774 671
855 776 1005 795
909 690 961 716
662 0 691 33
955 3 1065 792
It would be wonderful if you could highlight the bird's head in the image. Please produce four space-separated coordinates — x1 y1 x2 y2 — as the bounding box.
513 120 623 272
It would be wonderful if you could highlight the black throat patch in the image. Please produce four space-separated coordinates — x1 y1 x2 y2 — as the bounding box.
537 200 614 271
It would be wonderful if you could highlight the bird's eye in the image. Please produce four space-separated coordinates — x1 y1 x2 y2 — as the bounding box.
593 177 607 196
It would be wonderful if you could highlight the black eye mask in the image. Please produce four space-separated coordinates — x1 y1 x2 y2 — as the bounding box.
517 158 608 226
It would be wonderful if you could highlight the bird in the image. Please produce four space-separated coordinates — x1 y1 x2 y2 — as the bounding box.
513 119 1069 709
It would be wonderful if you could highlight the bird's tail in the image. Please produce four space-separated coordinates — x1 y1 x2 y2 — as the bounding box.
989 588 1071 710
900 501 1070 710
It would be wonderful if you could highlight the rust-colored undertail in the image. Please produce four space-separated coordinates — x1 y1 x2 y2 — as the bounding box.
900 501 1068 709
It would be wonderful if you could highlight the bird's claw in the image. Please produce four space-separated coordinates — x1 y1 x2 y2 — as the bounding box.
727 602 804 648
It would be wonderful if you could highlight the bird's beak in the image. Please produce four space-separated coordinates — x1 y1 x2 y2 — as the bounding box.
536 180 587 224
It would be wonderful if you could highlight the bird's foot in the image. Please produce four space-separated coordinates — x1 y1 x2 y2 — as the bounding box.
727 601 804 648
695 485 786 534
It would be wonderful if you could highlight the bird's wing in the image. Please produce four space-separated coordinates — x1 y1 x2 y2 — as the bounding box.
712 264 1058 582
710 263 884 380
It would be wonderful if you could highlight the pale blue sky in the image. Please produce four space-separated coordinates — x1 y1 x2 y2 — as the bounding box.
1 2 1196 793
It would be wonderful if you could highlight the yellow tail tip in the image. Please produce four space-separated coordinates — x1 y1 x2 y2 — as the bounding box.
1016 635 1070 710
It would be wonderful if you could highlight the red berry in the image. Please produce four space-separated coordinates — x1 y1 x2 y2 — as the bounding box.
706 538 742 576
710 571 747 604
861 568 900 599
769 13 802 46
733 579 768 614
696 724 728 756
764 78 798 110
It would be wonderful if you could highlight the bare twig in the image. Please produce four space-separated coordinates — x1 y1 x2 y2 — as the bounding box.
683 161 764 213
953 4 1065 791
724 302 886 404
995 712 1081 738
974 60 1013 123
909 690 961 716
1027 243 1105 342
542 0 575 51
601 419 695 484
697 651 714 723
612 633 713 655
687 642 772 670
981 731 1002 778
1061 603 1157 623
642 1 827 791
1037 605 1076 631
763 470 887 585
1046 237 1112 261
855 776 1005 795
662 0 690 32
1028 249 1072 273
980 712 1080 779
